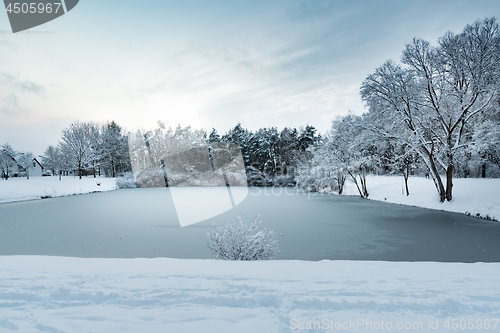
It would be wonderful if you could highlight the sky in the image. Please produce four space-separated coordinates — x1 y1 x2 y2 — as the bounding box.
0 0 499 156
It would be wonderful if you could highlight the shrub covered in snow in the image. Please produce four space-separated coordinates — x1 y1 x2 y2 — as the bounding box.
134 167 166 187
115 172 137 188
207 215 280 260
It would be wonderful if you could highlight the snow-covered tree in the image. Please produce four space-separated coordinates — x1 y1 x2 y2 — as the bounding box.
59 121 99 179
468 118 500 177
331 114 376 198
99 121 129 178
298 134 345 194
361 18 500 202
208 128 221 142
16 152 34 179
42 145 62 177
278 127 300 167
88 123 101 178
390 142 419 196
0 143 17 179
222 123 252 166
250 127 280 175
207 215 280 260
296 114 375 197
298 125 320 152
128 123 211 187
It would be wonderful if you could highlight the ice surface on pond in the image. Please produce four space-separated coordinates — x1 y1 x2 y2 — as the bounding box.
1 185 500 262
170 186 248 226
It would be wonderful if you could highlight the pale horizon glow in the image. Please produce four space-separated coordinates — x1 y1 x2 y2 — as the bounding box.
1 0 499 156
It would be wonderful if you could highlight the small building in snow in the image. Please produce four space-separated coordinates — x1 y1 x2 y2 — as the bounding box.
28 158 44 177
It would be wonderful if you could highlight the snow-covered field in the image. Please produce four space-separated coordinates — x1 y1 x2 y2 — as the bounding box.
1 256 499 333
341 175 500 221
0 176 117 204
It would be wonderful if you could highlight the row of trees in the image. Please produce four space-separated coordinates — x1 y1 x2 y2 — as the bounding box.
43 121 130 179
41 120 321 185
301 18 500 202
209 124 320 184
127 122 321 187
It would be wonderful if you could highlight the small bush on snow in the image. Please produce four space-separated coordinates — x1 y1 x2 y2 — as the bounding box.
207 215 280 260
115 172 137 188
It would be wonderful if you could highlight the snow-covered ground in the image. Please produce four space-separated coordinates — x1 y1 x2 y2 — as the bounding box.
340 175 500 221
1 256 499 333
0 176 117 204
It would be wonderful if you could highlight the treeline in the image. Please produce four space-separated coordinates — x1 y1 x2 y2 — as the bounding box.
42 121 131 179
46 120 321 185
207 124 321 185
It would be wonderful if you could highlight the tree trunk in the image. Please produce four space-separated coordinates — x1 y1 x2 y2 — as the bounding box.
426 153 446 203
347 170 367 198
403 166 410 196
481 163 486 178
337 171 345 195
446 164 453 201
360 167 369 198
160 159 169 187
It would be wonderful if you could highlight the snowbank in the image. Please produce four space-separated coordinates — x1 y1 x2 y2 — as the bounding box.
341 175 500 221
0 176 117 204
1 256 499 333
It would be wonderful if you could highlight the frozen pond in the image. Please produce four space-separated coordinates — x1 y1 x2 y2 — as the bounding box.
1 187 500 262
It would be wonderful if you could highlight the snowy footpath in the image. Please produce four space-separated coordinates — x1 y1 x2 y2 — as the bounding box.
0 176 117 204
1 256 499 333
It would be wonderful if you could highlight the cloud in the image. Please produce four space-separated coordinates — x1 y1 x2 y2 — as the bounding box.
0 72 44 117
0 71 44 93
129 15 367 133
0 94 21 116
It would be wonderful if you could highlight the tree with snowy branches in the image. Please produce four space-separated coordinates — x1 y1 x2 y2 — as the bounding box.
99 121 129 178
361 18 500 202
42 145 63 178
16 152 34 179
59 121 99 179
0 143 17 179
